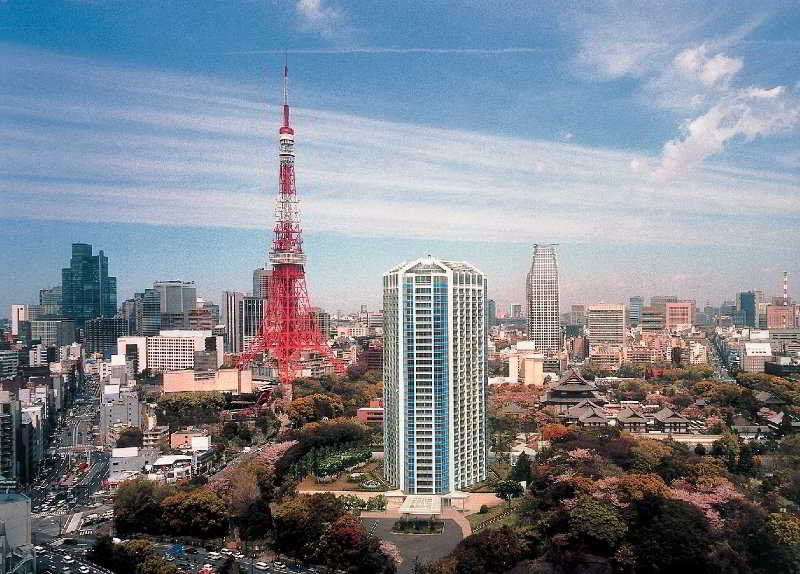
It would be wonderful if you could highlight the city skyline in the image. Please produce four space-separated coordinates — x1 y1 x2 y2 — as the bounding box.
2 1 799 315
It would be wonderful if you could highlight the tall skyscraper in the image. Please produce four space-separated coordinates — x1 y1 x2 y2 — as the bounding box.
139 288 162 336
61 243 117 327
85 317 129 358
9 305 26 336
737 291 757 327
628 296 644 327
383 256 487 494
39 286 62 317
252 268 272 299
154 280 197 329
486 299 496 328
526 244 561 351
221 291 263 353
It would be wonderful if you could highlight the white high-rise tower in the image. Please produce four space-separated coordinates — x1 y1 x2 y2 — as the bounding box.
526 244 561 351
383 257 487 494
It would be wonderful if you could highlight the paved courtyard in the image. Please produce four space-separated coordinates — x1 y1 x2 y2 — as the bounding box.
361 517 464 574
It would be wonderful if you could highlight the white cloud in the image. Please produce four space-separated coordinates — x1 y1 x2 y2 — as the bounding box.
673 45 742 88
654 85 800 179
295 0 346 39
1 44 799 250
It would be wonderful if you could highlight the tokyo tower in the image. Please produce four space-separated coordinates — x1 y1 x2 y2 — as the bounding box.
238 64 344 385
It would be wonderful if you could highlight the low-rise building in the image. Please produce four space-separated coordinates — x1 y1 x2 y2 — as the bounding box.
742 342 773 373
651 407 691 434
163 368 253 394
142 426 170 449
356 398 384 425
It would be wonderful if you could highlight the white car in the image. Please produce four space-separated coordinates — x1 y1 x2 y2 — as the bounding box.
63 556 75 564
254 563 269 571
79 567 91 573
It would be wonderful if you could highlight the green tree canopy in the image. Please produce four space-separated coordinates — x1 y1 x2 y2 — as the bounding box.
116 426 143 448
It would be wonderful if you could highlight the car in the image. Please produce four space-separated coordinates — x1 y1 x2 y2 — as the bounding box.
63 556 75 564
220 548 233 555
62 569 72 574
254 563 269 571
79 567 91 574
234 552 245 560
184 547 197 554
34 545 44 552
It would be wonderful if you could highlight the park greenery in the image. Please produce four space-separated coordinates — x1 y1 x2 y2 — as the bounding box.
287 444 372 479
90 538 180 574
422 425 800 574
156 391 226 429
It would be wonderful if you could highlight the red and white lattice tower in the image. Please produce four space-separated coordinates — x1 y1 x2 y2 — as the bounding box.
237 64 344 385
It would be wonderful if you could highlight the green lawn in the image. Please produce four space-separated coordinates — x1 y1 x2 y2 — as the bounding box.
466 502 514 530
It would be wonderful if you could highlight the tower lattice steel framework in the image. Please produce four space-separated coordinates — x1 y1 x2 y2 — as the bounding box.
238 65 344 384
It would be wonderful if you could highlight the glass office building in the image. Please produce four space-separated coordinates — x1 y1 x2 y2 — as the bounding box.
383 257 487 494
61 243 116 327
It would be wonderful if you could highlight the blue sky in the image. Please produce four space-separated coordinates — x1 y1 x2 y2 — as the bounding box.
1 0 799 316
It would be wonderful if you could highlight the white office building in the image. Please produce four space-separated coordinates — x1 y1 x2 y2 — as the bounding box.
383 257 487 495
526 244 561 351
145 330 223 373
587 304 627 347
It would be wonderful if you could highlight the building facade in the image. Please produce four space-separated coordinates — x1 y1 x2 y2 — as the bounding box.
85 317 129 358
628 296 643 327
61 243 117 326
587 304 627 347
383 257 487 495
665 301 694 331
252 268 272 299
526 244 561 351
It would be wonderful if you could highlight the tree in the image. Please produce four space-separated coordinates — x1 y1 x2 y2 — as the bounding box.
694 444 707 456
287 393 345 426
116 426 143 448
161 489 228 538
114 479 174 535
510 452 533 483
568 497 627 553
495 480 524 507
628 495 713 574
223 421 240 439
255 408 279 437
448 526 526 574
737 442 756 475
272 493 346 558
765 513 800 574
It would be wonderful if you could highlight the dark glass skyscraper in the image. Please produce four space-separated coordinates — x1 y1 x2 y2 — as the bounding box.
61 243 117 327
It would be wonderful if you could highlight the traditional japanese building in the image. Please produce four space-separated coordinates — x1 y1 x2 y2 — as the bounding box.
543 368 605 414
616 407 649 433
651 406 690 434
565 399 609 428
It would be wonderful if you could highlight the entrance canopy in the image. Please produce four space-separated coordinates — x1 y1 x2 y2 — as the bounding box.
399 495 442 515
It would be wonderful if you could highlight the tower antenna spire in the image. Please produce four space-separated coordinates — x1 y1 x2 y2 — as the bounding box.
237 61 343 386
282 53 290 129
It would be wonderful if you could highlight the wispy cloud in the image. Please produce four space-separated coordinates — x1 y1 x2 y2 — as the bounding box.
1 44 798 251
654 86 800 180
214 47 549 55
295 0 348 39
565 5 800 178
